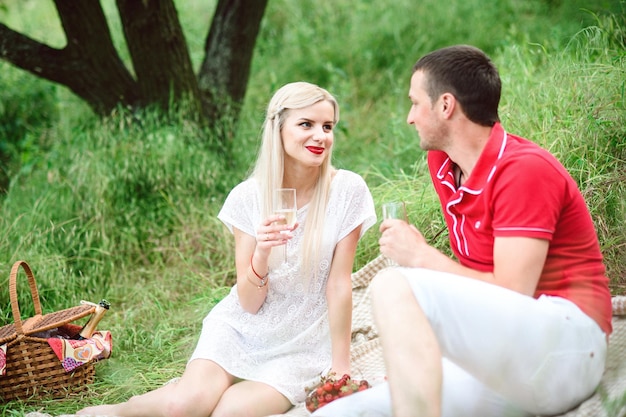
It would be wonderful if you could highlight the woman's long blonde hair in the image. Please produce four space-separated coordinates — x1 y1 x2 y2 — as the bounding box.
250 82 339 280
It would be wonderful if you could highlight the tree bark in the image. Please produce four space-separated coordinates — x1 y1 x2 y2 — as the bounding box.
0 0 267 128
0 0 139 115
198 0 269 122
116 0 201 114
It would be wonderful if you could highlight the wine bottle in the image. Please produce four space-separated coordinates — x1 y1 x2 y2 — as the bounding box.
74 299 110 340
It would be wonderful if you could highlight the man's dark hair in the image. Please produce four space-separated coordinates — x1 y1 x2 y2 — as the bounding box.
413 45 501 126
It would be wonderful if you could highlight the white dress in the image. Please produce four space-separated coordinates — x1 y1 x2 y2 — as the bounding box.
189 169 376 404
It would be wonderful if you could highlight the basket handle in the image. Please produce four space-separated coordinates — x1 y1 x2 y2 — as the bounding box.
9 260 43 335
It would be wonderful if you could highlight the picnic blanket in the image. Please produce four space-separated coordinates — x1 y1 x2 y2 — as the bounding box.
25 255 626 417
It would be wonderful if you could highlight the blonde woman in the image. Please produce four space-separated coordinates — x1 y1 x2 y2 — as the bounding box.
78 82 376 417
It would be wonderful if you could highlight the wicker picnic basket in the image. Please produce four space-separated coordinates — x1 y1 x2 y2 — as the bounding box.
0 260 97 402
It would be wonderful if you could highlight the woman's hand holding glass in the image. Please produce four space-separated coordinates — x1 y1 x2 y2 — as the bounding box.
256 214 297 249
273 188 297 263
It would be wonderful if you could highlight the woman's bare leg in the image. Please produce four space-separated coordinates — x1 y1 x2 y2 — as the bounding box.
77 359 234 417
212 380 292 417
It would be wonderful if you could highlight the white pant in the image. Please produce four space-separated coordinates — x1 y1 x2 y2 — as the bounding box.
313 268 607 417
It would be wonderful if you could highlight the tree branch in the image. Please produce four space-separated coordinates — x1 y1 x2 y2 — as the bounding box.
198 0 269 120
0 23 67 81
0 1 140 115
53 0 139 113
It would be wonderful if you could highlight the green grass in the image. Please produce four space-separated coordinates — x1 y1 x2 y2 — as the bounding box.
0 0 624 414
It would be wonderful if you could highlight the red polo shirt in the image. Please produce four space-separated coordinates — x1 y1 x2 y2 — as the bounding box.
428 122 612 335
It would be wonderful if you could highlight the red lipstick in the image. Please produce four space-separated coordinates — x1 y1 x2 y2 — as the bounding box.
306 146 324 155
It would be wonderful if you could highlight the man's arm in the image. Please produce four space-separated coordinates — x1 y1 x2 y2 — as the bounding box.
379 219 548 295
492 236 548 295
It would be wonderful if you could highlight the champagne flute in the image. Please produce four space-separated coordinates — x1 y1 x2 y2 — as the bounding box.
274 188 297 263
381 201 407 266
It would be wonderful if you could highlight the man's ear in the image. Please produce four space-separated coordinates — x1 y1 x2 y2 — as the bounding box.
440 93 456 118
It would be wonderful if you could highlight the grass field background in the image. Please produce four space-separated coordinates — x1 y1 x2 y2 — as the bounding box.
0 0 624 414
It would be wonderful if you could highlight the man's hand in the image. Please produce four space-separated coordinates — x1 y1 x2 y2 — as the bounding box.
380 219 548 296
379 220 449 268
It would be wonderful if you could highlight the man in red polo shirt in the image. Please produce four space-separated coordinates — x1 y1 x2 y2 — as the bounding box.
312 45 611 417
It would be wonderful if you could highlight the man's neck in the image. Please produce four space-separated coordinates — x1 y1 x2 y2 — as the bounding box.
444 122 493 182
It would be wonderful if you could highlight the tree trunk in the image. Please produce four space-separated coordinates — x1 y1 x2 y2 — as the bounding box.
0 0 267 129
0 0 139 115
116 0 201 115
198 0 269 123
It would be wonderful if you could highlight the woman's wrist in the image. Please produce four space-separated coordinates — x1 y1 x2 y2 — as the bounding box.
248 254 269 288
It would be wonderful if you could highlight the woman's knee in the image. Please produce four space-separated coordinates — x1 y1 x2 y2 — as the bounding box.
212 381 291 417
158 382 216 417
211 397 287 417
211 403 243 417
162 394 207 417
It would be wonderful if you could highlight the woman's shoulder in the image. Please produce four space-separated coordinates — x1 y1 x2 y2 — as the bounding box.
228 177 259 196
331 170 373 201
222 178 260 209
334 169 368 187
